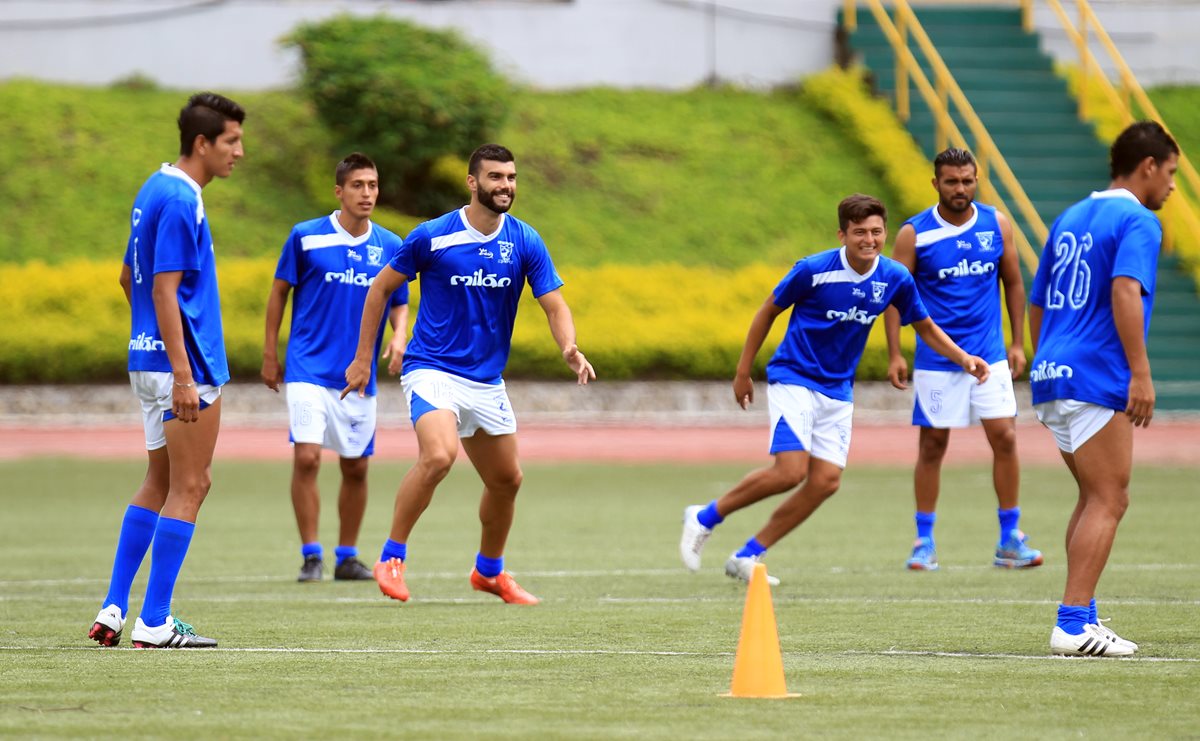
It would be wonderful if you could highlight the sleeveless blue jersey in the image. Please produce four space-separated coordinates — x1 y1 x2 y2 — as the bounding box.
123 165 229 387
1029 189 1162 410
904 203 1007 371
274 212 409 396
390 208 563 384
767 247 929 401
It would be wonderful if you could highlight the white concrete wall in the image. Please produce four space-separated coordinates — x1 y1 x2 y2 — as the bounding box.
1 0 1197 90
1031 0 1200 86
0 0 839 90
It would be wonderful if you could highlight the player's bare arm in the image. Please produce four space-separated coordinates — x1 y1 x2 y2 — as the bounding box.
382 303 409 376
536 289 595 385
261 278 292 392
119 264 133 306
151 270 200 422
996 211 1027 378
910 316 990 384
884 224 917 389
733 297 785 409
1112 275 1155 427
342 264 408 398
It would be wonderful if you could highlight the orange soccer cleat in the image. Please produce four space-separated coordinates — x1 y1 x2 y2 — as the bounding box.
374 558 410 602
469 569 539 605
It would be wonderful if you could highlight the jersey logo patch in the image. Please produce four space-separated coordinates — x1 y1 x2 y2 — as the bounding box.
870 281 888 304
498 241 514 264
956 239 973 250
479 247 494 259
852 288 866 298
367 245 383 266
976 231 995 251
347 249 362 262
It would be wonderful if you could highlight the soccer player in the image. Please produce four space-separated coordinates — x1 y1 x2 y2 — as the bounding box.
883 148 1042 572
679 194 989 582
89 92 245 648
342 143 595 604
1033 121 1178 657
262 153 409 583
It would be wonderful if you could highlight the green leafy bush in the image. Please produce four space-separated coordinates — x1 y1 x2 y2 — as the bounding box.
286 15 510 216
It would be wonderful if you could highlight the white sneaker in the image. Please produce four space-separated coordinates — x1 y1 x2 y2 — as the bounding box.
679 505 712 572
1092 618 1139 652
131 615 218 649
88 604 125 647
1050 624 1135 657
724 553 780 586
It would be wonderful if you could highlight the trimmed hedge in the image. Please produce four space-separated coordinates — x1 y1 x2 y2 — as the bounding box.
801 66 932 222
0 259 904 383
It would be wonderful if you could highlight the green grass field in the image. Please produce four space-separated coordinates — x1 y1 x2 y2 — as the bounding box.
2 458 1197 739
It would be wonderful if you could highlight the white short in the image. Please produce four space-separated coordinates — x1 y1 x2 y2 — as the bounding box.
129 371 222 451
287 382 377 458
766 383 853 468
1034 399 1116 454
401 368 516 438
912 360 1016 428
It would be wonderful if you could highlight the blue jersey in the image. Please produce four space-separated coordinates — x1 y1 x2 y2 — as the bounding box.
123 165 229 387
905 203 1008 370
275 212 409 396
767 247 929 401
390 207 563 384
1029 189 1162 410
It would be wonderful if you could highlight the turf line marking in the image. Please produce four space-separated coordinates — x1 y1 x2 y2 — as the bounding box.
870 649 1200 664
0 646 719 656
2 561 1196 588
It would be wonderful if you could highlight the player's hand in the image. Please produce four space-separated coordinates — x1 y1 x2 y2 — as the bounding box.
341 358 371 399
1126 372 1155 427
562 345 595 385
887 354 909 390
261 357 283 392
172 381 200 423
382 338 405 376
733 372 754 410
1007 344 1027 379
962 355 990 385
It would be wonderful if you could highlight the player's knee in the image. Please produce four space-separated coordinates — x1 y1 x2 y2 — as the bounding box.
340 458 369 483
988 427 1018 456
491 467 523 496
918 437 949 462
418 448 456 481
294 449 321 476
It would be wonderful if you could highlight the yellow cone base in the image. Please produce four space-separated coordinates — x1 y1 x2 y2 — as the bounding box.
724 562 799 699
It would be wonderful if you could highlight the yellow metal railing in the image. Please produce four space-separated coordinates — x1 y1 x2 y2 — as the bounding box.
1045 0 1200 260
843 0 1045 273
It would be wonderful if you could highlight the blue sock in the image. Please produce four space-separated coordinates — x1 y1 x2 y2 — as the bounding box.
1056 604 1091 636
696 501 724 529
1089 598 1098 625
915 511 936 541
735 537 767 559
301 542 323 559
380 539 406 563
139 517 195 628
998 507 1020 541
475 553 504 578
102 505 159 616
334 545 357 566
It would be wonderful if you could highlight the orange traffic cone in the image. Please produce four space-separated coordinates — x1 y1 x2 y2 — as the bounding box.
725 562 798 698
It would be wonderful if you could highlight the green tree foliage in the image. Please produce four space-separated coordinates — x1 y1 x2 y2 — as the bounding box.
286 15 511 215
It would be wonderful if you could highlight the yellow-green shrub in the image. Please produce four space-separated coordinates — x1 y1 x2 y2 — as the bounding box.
0 260 907 383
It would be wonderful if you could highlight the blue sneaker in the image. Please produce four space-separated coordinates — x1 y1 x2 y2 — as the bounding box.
994 529 1044 569
906 537 939 571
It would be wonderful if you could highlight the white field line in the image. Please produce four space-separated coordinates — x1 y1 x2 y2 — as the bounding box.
2 561 1197 588
5 594 1200 608
1 645 1197 663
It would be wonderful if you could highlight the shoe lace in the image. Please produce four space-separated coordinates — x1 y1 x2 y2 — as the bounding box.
172 618 197 636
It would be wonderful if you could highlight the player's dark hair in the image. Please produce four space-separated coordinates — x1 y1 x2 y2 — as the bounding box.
934 147 977 178
336 152 378 186
1110 121 1179 179
838 194 887 231
468 143 515 177
178 92 245 156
